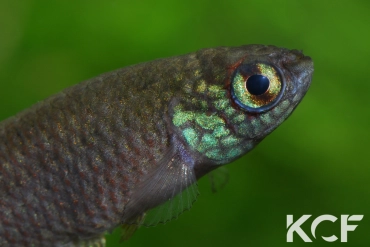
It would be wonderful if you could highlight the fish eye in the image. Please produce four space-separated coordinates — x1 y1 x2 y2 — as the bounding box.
231 63 284 113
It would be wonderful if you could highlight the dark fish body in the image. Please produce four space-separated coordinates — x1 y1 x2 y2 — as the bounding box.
0 45 313 246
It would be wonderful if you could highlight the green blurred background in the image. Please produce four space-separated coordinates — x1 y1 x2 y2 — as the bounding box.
1 0 369 246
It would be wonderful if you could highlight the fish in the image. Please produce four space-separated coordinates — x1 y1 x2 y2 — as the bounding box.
0 45 313 246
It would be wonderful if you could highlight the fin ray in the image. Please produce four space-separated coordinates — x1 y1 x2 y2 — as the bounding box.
122 143 199 227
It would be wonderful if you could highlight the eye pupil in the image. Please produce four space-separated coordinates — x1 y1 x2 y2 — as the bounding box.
246 75 270 95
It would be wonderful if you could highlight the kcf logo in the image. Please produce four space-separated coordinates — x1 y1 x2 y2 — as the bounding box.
287 214 364 242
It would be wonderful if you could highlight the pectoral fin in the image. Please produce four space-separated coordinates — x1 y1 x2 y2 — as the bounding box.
208 166 229 193
71 235 106 247
121 143 199 229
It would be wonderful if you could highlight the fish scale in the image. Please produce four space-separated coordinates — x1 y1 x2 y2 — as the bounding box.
0 45 313 246
0 52 203 246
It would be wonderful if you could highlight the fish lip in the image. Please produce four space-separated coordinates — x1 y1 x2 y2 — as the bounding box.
282 52 314 94
265 47 314 92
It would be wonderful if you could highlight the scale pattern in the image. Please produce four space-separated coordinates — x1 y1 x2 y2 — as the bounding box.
0 54 200 246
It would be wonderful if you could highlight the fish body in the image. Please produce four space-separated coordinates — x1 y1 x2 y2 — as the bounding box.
0 45 313 246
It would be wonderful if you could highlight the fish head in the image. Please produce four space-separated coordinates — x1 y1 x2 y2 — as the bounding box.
171 45 313 169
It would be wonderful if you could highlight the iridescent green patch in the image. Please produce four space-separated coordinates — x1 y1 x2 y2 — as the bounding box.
183 128 198 148
172 82 258 162
196 80 207 93
214 99 229 110
212 126 229 138
205 149 221 160
208 85 225 98
200 134 218 149
221 136 239 146
173 111 194 127
237 123 251 136
260 114 272 124
227 148 243 159
195 114 224 130
232 114 245 124
224 106 236 117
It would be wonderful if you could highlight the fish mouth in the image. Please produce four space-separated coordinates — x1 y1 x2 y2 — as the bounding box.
283 50 314 94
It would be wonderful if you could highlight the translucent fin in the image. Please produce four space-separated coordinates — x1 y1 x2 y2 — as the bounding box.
120 214 145 241
71 235 106 247
208 166 229 193
142 174 198 226
122 144 199 227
